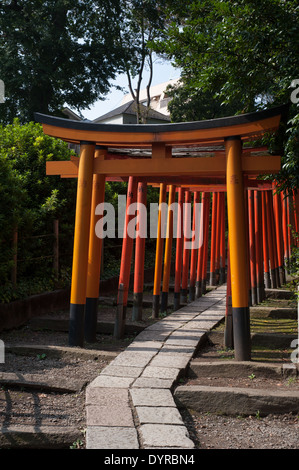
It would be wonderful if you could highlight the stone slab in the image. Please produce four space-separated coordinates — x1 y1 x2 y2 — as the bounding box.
159 344 195 356
141 365 181 381
112 351 154 368
150 353 191 370
126 341 163 352
189 360 284 379
135 406 184 425
89 375 135 388
134 330 171 342
132 377 174 389
86 388 134 427
86 426 139 449
163 337 200 348
175 385 299 416
130 388 176 407
139 424 195 448
145 322 179 332
100 364 143 378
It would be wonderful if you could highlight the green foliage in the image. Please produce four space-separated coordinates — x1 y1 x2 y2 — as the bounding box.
154 0 299 191
0 154 24 281
0 119 76 290
0 271 70 303
0 0 126 122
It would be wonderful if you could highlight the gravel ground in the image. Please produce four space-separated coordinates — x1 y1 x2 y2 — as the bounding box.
179 333 299 450
0 349 111 448
181 409 299 449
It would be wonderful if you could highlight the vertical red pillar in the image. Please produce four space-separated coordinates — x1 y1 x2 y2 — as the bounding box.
224 240 233 348
244 187 251 305
273 186 285 285
132 181 147 321
161 184 176 312
196 192 205 297
85 147 107 343
114 176 137 338
181 189 191 303
293 190 299 246
209 192 217 286
281 191 290 268
189 191 200 301
262 191 271 288
201 192 211 295
269 189 280 287
174 187 184 310
265 190 277 288
254 190 265 302
248 190 257 305
215 191 221 285
287 191 293 256
152 183 167 317
219 192 226 285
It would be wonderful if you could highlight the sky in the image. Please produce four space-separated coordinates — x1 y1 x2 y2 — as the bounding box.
81 59 181 121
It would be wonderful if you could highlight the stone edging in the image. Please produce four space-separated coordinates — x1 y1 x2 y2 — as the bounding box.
85 285 227 449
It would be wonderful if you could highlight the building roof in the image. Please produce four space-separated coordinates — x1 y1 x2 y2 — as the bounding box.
121 78 180 106
93 100 171 123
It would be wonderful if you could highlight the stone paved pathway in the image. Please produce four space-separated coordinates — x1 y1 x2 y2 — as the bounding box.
85 285 227 449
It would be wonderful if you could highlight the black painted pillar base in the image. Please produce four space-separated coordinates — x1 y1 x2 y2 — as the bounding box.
271 269 277 289
189 285 195 302
160 291 168 314
279 266 286 286
257 285 264 304
69 303 85 347
132 292 143 321
152 295 160 318
114 304 127 339
180 288 188 304
85 297 98 343
248 289 252 307
224 314 233 349
251 287 257 306
219 267 226 285
209 272 216 286
264 272 271 289
232 306 251 361
195 280 201 298
173 292 180 311
276 268 281 287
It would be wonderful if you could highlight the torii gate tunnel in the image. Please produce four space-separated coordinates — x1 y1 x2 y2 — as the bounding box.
35 104 293 361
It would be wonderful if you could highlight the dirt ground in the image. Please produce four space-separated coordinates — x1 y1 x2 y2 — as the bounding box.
0 291 298 450
178 293 299 450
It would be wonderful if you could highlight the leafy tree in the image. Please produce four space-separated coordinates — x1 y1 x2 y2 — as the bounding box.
165 81 241 123
0 153 24 281
0 0 126 123
0 119 77 284
154 0 299 190
118 0 168 123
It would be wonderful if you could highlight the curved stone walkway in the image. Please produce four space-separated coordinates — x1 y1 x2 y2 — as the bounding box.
86 285 227 449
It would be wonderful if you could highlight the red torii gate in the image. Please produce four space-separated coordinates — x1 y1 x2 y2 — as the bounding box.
35 104 289 361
